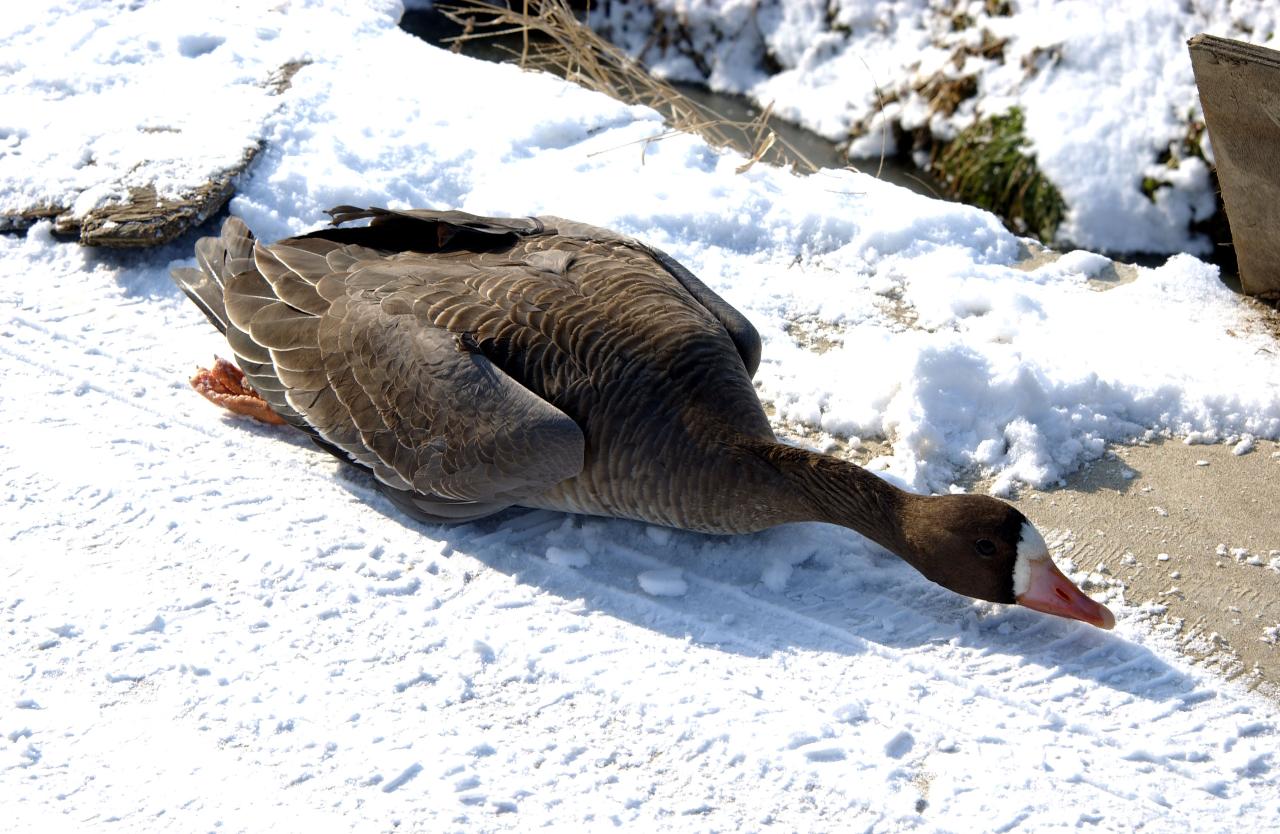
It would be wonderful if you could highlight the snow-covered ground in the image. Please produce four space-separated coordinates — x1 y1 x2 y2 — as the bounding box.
0 0 289 228
592 0 1280 255
3 1 1280 831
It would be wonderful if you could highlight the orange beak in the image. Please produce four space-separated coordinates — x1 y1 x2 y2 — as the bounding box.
1016 557 1115 629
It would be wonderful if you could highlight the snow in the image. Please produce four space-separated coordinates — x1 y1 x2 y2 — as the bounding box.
637 568 690 597
545 545 591 569
592 0 1280 255
0 0 320 224
761 559 794 593
3 1 1280 831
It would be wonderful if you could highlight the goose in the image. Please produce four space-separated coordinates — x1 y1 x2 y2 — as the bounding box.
171 206 1115 629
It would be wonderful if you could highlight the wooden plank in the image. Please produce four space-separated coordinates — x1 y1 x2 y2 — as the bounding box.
1189 34 1280 299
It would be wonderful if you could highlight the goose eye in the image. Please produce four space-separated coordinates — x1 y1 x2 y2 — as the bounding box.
975 539 997 558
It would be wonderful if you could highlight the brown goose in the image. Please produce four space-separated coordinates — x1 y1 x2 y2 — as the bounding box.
172 207 1114 629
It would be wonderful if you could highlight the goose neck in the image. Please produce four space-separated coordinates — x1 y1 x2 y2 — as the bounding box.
749 441 914 557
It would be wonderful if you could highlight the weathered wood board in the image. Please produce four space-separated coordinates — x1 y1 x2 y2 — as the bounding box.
1190 34 1280 299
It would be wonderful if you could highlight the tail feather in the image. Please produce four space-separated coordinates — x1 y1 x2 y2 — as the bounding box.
173 217 257 335
170 266 228 334
171 216 313 433
217 216 256 268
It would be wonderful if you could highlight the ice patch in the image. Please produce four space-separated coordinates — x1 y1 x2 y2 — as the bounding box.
644 526 673 546
381 763 423 793
1054 250 1114 278
760 560 793 593
133 615 165 634
545 546 591 568
637 568 688 597
884 731 915 759
177 33 225 58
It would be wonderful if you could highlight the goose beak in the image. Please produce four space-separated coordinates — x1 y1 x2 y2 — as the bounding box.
1016 556 1115 630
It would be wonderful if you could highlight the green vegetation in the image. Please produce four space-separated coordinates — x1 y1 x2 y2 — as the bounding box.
933 107 1066 241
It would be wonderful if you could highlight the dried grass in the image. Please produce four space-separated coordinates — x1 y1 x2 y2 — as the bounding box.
438 0 822 173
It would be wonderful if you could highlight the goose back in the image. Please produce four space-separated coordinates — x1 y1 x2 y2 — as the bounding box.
174 208 778 529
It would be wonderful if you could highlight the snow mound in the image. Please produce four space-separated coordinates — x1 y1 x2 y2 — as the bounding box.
592 0 1279 254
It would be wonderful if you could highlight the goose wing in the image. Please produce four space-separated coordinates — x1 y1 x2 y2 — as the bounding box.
641 243 761 377
216 229 584 523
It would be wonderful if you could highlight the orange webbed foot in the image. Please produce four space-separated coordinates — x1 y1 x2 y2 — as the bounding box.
190 356 287 426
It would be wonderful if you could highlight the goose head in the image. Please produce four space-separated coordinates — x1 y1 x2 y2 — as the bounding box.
899 493 1115 629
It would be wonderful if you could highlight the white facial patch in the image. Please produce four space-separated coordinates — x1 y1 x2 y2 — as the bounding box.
1012 521 1050 597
